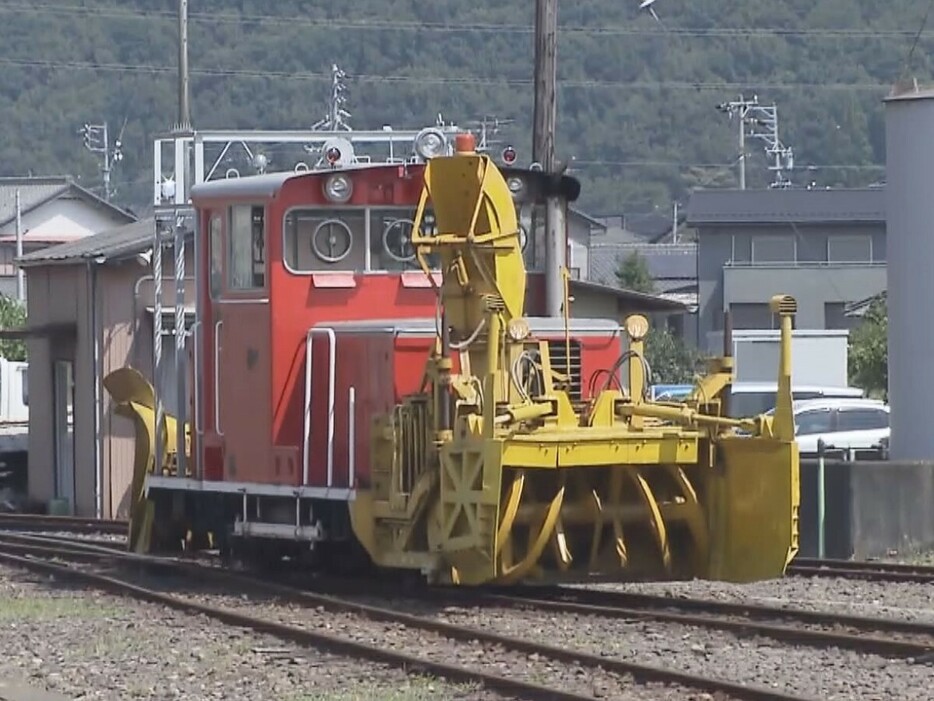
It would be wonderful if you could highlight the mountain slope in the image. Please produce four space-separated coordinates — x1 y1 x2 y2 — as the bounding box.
0 0 931 214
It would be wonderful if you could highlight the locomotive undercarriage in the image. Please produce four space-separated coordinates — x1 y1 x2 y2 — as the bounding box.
142 485 373 574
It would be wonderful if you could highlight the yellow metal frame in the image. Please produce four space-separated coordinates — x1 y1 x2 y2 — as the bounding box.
349 145 801 586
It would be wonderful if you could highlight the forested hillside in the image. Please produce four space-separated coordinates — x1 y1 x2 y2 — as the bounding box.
2 0 933 215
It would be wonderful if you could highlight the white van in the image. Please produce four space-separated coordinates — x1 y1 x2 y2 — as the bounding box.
727 382 864 419
0 358 28 454
767 397 889 454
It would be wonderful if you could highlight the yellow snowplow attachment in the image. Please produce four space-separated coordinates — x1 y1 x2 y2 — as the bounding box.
103 367 187 553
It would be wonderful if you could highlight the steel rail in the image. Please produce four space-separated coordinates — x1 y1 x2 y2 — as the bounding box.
0 531 133 553
0 513 128 535
788 558 934 585
793 557 934 574
0 539 818 701
504 585 934 639
485 592 934 660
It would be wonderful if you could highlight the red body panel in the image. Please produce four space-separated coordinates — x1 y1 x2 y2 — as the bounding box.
306 324 622 489
190 164 621 492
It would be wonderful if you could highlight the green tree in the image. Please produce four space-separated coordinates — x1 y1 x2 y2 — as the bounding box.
615 251 656 293
848 296 887 398
644 325 703 384
0 295 26 361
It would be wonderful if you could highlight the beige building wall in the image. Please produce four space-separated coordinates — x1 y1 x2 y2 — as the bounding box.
25 265 92 514
567 285 621 321
26 246 195 518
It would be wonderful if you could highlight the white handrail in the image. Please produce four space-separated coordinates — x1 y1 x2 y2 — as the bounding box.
348 386 356 489
190 321 202 438
214 320 224 436
303 327 336 486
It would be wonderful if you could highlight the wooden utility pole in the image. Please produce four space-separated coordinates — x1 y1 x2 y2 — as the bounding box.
533 0 564 317
177 0 191 130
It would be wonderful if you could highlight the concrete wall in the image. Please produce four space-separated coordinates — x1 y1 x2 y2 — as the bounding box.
798 458 934 559
567 214 591 280
25 246 195 519
697 223 886 343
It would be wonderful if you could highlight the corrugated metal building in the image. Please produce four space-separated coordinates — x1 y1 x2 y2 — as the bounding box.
18 219 194 518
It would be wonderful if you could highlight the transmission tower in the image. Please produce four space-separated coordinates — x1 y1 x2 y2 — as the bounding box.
311 64 352 131
79 119 125 201
716 95 795 189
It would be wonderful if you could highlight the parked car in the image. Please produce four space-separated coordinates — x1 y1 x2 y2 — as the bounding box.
768 397 890 454
648 381 866 420
727 382 864 418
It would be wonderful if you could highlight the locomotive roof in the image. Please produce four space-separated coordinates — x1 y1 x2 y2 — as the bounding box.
309 317 621 336
189 169 331 201
189 162 582 203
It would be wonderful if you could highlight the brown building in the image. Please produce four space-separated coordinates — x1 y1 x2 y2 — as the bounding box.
18 219 194 518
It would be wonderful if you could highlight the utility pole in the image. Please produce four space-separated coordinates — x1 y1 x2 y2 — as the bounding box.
671 201 679 244
14 190 23 302
167 0 191 483
716 95 757 190
533 0 564 318
79 122 124 202
717 94 795 189
177 0 190 130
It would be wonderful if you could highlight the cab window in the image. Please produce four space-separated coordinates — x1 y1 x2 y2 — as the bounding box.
228 205 265 290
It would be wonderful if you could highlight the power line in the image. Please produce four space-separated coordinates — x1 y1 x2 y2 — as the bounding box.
0 56 899 92
571 160 885 171
0 2 933 40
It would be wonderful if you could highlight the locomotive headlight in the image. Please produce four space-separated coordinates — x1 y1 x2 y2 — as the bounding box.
625 314 650 342
323 173 353 203
507 317 531 342
414 127 447 160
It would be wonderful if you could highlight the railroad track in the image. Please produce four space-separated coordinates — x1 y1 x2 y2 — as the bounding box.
0 532 818 701
0 512 128 535
788 557 934 584
485 585 934 661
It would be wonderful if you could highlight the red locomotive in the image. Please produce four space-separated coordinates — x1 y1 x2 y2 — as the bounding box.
109 129 622 568
108 128 801 586
121 130 624 566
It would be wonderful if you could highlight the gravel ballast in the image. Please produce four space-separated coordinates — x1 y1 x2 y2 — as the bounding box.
190 590 711 701
0 564 504 701
5 552 933 701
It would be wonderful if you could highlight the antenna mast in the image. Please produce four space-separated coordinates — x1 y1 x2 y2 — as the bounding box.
312 65 352 131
